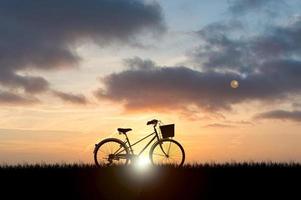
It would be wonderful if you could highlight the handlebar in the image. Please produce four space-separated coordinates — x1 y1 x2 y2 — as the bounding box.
147 119 159 126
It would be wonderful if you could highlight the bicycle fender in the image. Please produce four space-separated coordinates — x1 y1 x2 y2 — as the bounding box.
93 144 99 154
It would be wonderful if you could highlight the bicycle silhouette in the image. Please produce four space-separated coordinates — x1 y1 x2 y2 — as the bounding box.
94 119 185 167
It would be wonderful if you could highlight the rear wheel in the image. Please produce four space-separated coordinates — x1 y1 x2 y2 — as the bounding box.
94 138 129 167
149 138 185 167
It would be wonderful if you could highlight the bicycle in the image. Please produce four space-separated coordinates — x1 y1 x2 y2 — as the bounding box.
93 119 185 167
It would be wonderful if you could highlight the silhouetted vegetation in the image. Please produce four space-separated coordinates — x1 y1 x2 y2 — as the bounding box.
1 163 300 199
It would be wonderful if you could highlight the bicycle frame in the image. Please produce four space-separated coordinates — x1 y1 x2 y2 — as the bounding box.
115 125 161 158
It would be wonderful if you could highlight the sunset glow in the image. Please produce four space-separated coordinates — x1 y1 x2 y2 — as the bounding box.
1 0 301 165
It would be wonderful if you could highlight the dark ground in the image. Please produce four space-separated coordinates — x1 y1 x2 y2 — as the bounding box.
0 163 300 200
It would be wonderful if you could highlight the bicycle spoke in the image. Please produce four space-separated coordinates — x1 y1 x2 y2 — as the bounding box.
169 154 182 158
167 141 171 155
169 157 178 163
104 144 111 154
153 153 166 157
115 148 125 155
99 149 106 154
108 143 113 154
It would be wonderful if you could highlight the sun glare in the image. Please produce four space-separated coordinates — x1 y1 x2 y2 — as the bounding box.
135 156 150 170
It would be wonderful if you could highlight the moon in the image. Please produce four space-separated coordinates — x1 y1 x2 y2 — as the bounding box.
230 80 239 89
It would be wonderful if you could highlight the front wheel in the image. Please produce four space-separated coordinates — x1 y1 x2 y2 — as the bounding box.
94 138 129 167
149 138 185 167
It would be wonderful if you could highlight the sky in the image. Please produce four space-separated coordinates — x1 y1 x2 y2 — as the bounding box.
1 0 301 164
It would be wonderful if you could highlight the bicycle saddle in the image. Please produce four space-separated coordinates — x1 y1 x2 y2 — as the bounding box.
117 128 132 134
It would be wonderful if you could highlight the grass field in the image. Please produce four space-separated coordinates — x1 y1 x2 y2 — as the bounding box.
1 163 300 199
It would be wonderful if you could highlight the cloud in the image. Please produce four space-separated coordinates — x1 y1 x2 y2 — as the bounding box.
0 0 165 97
0 74 49 94
188 7 301 115
123 56 157 70
0 91 39 105
189 0 301 76
255 110 301 122
203 123 235 128
52 90 88 105
194 16 301 74
224 120 254 126
194 20 250 73
94 1 301 115
293 103 301 108
95 57 301 113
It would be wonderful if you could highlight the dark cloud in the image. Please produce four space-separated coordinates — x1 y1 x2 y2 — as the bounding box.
192 0 301 76
253 19 301 59
0 73 49 94
255 110 301 122
123 56 157 70
52 90 88 105
95 57 301 112
0 91 39 105
194 20 250 73
0 0 165 96
194 16 301 74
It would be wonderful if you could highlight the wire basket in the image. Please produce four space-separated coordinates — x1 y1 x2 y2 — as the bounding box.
159 124 175 138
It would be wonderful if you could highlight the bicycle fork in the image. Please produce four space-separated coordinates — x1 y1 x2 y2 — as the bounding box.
158 141 171 157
